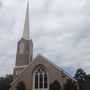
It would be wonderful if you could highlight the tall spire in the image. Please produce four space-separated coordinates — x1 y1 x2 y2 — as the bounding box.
23 0 30 40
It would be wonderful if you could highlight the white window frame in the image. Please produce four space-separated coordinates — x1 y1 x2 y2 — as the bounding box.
33 65 49 90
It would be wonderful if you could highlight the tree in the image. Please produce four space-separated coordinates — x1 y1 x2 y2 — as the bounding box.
16 81 26 90
84 74 90 90
74 68 87 82
74 68 88 90
0 74 13 90
50 80 61 90
86 74 90 82
64 79 77 90
74 68 90 90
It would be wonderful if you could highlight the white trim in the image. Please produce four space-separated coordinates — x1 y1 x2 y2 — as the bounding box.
37 54 77 81
15 65 27 68
11 54 77 85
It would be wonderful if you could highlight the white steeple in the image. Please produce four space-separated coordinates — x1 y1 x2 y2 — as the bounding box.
23 0 30 40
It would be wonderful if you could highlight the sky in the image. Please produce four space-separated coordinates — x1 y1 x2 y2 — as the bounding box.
0 0 90 77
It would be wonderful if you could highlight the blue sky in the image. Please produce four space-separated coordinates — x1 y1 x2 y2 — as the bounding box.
0 0 90 76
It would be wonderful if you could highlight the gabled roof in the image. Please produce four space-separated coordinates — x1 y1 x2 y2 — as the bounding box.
11 54 77 85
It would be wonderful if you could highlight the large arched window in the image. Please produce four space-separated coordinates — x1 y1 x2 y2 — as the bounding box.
33 65 48 90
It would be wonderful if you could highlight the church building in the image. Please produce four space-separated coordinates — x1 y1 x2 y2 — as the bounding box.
9 1 78 90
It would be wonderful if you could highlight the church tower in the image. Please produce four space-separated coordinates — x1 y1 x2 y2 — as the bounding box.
13 1 33 79
9 1 79 89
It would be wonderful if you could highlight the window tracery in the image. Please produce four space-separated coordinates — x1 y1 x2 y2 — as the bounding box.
33 65 48 89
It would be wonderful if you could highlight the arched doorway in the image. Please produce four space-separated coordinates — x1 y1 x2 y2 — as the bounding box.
33 65 49 90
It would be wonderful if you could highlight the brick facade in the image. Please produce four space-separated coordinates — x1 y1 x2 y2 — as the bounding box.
9 2 79 90
10 55 78 90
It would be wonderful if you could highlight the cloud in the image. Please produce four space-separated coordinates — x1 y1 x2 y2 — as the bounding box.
0 0 90 76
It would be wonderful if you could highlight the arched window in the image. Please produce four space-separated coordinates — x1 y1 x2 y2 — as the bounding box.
33 65 48 90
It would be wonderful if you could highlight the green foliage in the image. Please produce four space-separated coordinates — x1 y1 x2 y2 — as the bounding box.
50 80 61 90
64 79 78 90
16 81 26 90
74 68 87 82
0 74 13 90
74 68 90 90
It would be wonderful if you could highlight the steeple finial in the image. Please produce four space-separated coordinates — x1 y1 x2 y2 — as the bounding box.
23 0 30 40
